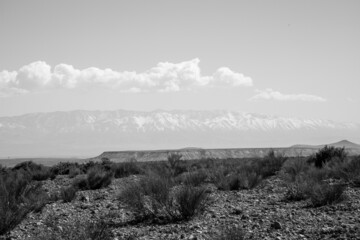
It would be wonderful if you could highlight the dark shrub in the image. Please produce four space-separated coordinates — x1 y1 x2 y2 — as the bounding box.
281 157 309 182
174 185 208 220
284 175 313 201
309 182 346 207
87 167 113 190
145 161 172 179
306 167 329 183
167 153 187 176
181 169 208 186
73 167 113 191
333 156 360 183
0 164 6 173
60 186 78 203
309 146 347 168
112 159 142 178
254 150 287 178
118 182 147 219
118 173 209 222
72 176 89 190
50 162 83 176
68 166 82 178
13 161 53 181
0 171 48 236
214 168 262 191
29 214 113 240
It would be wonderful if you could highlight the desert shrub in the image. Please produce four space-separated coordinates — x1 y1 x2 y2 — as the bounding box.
239 170 263 189
309 182 346 207
112 159 142 178
68 166 82 178
13 161 54 181
144 161 172 179
0 164 6 173
72 176 89 190
174 185 208 220
181 169 208 186
308 146 347 168
254 150 287 178
60 186 78 203
213 167 262 191
122 174 175 220
51 162 82 176
118 182 148 219
82 160 97 173
213 225 246 240
330 156 360 183
73 167 113 190
352 175 360 187
281 157 309 182
167 153 187 176
0 171 48 236
284 175 313 201
27 214 113 240
87 167 113 190
306 167 329 183
118 173 209 222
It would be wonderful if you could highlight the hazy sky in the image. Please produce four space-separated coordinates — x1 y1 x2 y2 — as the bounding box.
1 0 359 122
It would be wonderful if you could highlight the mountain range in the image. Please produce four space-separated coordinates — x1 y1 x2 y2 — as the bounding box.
0 110 359 157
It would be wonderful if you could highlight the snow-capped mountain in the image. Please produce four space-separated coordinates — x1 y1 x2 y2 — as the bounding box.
0 110 359 157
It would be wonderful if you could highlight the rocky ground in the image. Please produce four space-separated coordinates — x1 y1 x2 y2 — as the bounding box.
10 174 360 240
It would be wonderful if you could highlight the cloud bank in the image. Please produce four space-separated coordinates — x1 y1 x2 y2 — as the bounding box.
249 88 326 102
0 59 253 96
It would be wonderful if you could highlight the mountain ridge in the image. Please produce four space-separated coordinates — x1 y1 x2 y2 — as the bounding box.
1 109 359 157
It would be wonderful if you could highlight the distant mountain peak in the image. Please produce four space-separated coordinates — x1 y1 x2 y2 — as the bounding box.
291 140 360 149
328 140 360 149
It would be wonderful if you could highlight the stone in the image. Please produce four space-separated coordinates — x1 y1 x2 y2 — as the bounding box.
271 221 282 230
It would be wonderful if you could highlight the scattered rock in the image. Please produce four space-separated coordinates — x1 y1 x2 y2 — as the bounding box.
271 221 282 230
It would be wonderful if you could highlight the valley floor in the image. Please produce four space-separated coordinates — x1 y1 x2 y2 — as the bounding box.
10 174 360 240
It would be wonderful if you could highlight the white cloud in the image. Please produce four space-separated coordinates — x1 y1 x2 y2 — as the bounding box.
249 88 326 102
212 67 253 87
0 59 253 96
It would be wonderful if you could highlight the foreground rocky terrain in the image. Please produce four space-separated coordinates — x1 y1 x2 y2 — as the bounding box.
9 173 360 240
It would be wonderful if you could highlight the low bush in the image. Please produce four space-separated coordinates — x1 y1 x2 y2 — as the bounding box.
27 214 113 240
309 182 346 207
51 162 83 176
87 167 113 190
181 169 208 186
12 161 54 181
167 153 187 177
281 157 309 182
60 186 78 203
254 150 287 178
72 167 113 191
284 175 313 201
112 160 142 178
0 171 48 236
68 166 82 178
118 173 209 223
118 182 148 220
308 146 347 168
72 176 88 190
213 168 262 191
330 156 360 183
174 185 208 220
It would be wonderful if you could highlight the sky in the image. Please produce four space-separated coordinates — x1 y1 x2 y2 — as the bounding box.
0 0 360 122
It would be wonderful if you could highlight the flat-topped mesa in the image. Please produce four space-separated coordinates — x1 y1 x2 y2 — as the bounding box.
93 147 317 163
